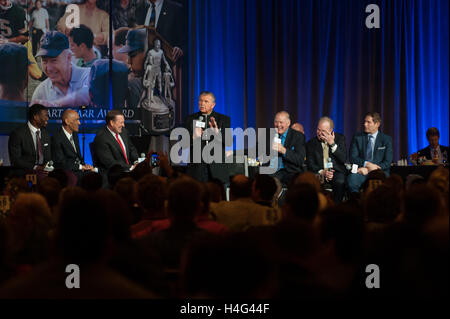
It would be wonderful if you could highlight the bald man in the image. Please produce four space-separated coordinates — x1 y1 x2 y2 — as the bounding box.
52 109 94 178
271 111 306 185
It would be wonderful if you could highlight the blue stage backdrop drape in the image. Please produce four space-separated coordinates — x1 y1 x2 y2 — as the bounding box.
187 0 449 160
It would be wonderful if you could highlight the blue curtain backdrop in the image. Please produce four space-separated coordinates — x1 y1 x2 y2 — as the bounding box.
187 0 449 160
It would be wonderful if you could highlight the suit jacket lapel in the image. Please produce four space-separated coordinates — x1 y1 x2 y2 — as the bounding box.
73 132 83 161
316 138 324 165
26 126 37 156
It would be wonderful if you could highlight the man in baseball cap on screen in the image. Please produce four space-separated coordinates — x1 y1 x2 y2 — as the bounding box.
31 31 90 107
117 28 148 108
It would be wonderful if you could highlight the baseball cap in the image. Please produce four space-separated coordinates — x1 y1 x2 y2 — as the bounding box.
89 59 129 108
117 28 147 54
36 31 69 57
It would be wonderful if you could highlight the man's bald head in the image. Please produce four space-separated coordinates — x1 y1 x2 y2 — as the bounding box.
62 109 80 134
274 111 291 135
230 174 251 200
291 123 304 134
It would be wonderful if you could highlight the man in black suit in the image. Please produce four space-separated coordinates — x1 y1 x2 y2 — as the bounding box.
51 109 94 180
93 110 139 175
347 112 393 193
184 91 231 183
8 104 51 174
413 127 449 164
306 117 347 202
136 0 184 61
270 111 306 186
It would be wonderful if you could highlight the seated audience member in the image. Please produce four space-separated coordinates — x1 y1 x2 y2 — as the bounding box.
405 174 425 190
93 110 139 177
3 178 30 209
4 193 53 273
181 233 277 298
427 167 449 210
306 117 347 203
194 183 229 234
31 31 90 107
315 205 365 297
140 178 206 269
131 174 169 239
411 127 449 164
0 187 154 298
364 185 401 225
51 109 94 181
211 175 281 232
80 171 103 192
114 177 140 224
8 104 51 176
113 27 130 65
48 168 71 188
347 112 393 193
207 178 227 203
294 172 328 211
69 24 100 68
36 177 62 216
361 169 387 195
401 184 442 227
251 174 278 207
282 183 319 223
383 173 404 194
270 111 306 185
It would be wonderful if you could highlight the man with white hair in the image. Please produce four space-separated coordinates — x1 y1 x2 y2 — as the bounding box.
31 31 90 106
270 111 306 185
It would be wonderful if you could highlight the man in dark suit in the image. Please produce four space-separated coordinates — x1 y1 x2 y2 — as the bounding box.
136 0 184 61
306 116 347 203
347 112 393 193
270 111 306 186
184 91 231 183
93 110 139 175
51 109 94 180
414 127 449 164
8 104 51 175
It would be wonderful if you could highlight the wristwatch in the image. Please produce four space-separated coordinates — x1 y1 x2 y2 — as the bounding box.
329 143 336 148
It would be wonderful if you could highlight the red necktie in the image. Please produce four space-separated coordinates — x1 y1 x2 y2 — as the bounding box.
115 133 129 165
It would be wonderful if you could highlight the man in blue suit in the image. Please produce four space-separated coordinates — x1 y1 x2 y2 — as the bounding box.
347 112 393 193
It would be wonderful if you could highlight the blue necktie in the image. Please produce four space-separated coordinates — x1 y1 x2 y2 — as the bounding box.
279 134 286 169
366 135 374 162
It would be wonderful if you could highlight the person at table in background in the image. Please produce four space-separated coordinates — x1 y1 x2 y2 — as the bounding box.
347 112 393 193
306 116 347 203
411 128 449 165
51 109 94 181
8 104 51 174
